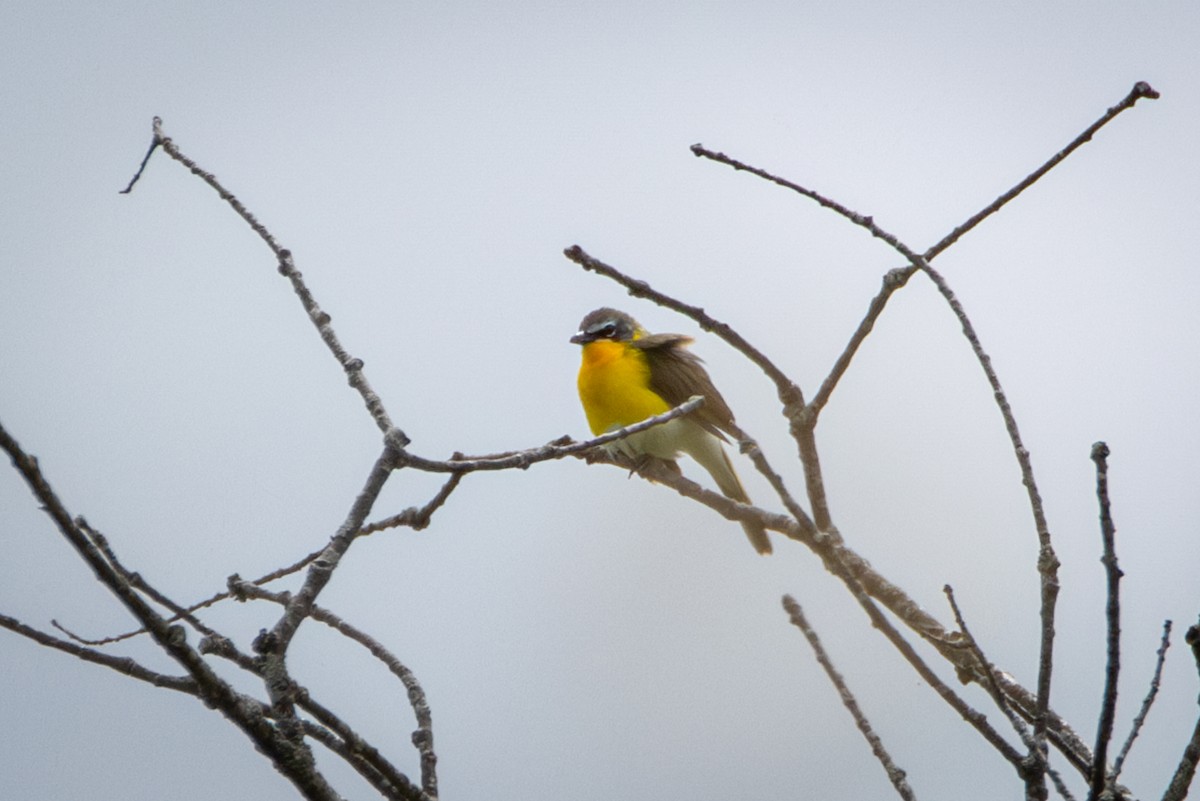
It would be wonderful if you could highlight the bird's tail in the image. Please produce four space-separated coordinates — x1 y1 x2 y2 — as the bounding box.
705 444 773 555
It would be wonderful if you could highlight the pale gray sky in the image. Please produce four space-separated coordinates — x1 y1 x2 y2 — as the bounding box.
2 3 1198 800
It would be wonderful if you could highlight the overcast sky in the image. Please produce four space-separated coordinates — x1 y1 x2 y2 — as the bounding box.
2 3 1198 800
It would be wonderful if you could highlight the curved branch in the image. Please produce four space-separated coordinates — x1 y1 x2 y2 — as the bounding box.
229 577 439 798
124 117 399 438
924 82 1159 261
783 596 916 801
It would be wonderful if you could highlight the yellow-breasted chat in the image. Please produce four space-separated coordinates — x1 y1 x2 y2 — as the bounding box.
571 307 772 555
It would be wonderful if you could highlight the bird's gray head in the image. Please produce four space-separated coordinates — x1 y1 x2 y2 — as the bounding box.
570 308 643 344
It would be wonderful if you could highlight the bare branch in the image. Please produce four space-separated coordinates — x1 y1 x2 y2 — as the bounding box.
299 719 398 797
56 471 466 648
689 142 923 258
229 577 438 797
52 543 329 647
395 396 706 474
994 673 1094 779
0 612 196 693
295 691 429 801
924 81 1159 261
943 587 1077 801
299 719 415 801
77 516 231 641
124 117 400 438
118 117 162 194
722 422 818 539
816 548 1027 768
583 449 801 543
363 471 463 534
810 266 914 417
1089 442 1123 801
1112 620 1172 781
259 446 397 716
203 633 429 801
783 595 917 801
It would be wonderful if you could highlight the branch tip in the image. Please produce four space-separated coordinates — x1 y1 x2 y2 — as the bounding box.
1132 81 1160 100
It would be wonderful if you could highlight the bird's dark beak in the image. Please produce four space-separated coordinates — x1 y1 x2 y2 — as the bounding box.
570 331 589 345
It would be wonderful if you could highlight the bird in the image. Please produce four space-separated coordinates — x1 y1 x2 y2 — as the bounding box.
571 307 772 555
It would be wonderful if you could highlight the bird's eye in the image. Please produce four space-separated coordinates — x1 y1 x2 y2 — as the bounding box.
598 323 617 338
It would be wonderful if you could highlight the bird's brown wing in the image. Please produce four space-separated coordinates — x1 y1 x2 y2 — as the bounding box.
634 333 736 441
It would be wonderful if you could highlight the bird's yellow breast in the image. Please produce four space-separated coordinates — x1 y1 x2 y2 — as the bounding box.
577 340 671 435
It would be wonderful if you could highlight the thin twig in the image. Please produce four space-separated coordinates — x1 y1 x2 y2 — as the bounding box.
723 421 817 538
299 719 399 798
0 612 197 693
118 119 161 194
363 472 463 534
124 117 398 437
57 471 466 647
688 143 922 258
924 82 1160 261
52 544 327 646
944 586 1076 801
584 449 800 542
810 266 914 417
804 555 1027 769
396 397 705 474
296 691 428 801
783 595 917 801
258 446 397 718
995 673 1095 779
77 516 227 640
1090 442 1122 801
1111 620 1171 782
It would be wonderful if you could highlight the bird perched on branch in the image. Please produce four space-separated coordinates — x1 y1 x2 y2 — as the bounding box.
571 307 772 555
